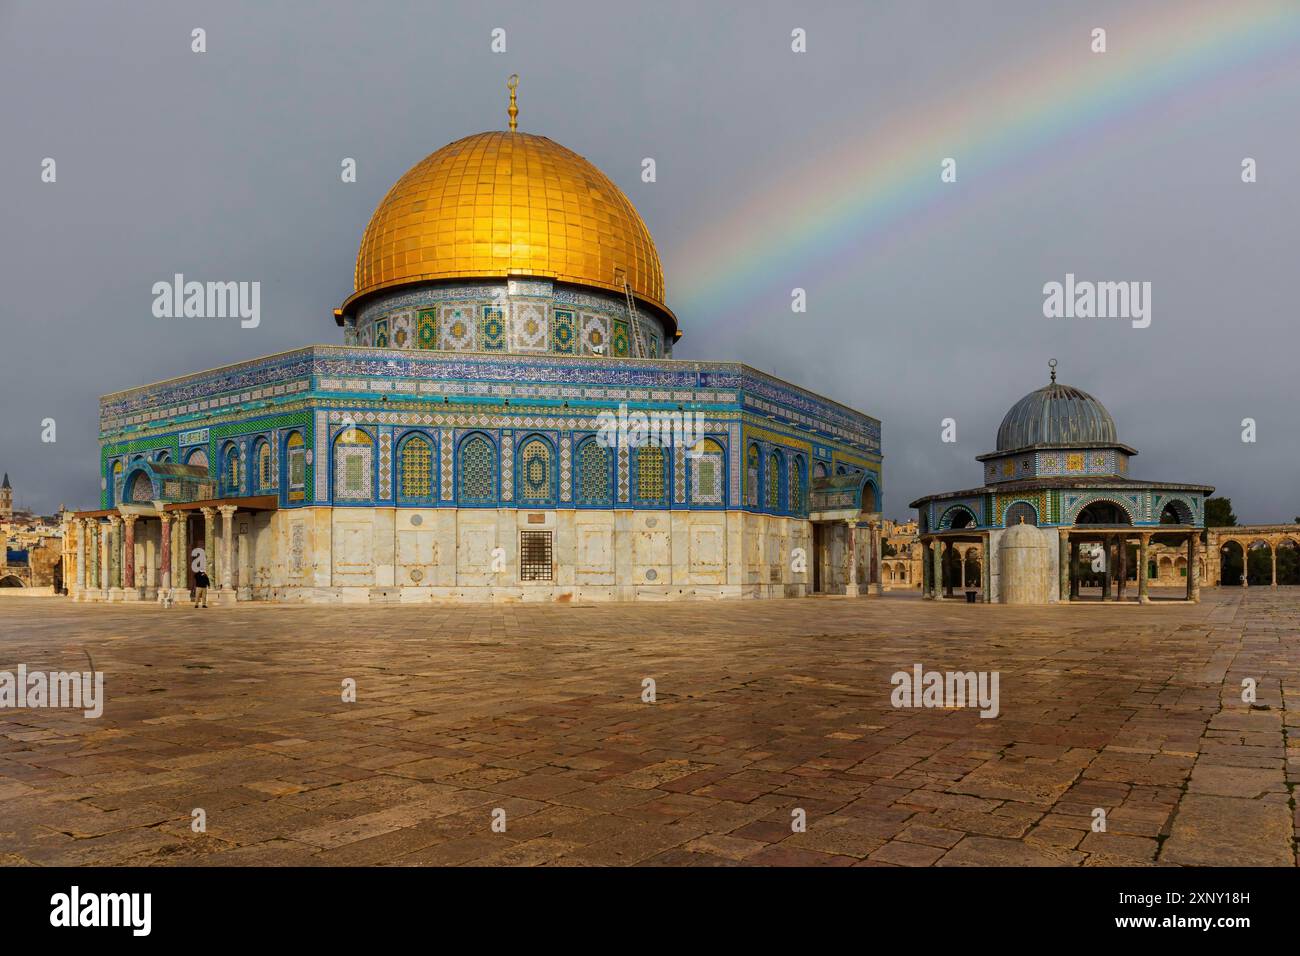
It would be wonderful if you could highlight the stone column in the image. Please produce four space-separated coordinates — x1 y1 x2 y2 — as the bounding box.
959 547 967 589
159 513 172 601
237 525 252 601
1138 532 1150 604
1188 533 1201 603
219 505 237 601
872 523 884 596
175 513 189 598
921 539 933 599
1101 537 1112 601
1117 535 1128 601
1271 545 1277 588
1240 541 1249 587
1058 531 1070 603
75 519 88 596
844 521 859 597
1069 539 1080 599
981 534 991 603
99 520 112 597
943 542 954 597
87 520 99 592
200 507 216 587
122 514 138 599
932 539 943 600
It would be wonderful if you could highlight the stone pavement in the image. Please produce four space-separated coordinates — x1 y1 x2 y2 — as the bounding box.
0 588 1296 867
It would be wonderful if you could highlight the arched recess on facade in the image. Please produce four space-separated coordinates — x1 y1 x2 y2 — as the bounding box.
940 504 977 529
283 431 307 501
395 431 435 502
185 447 209 471
812 461 829 481
767 448 786 513
574 435 613 507
332 427 376 503
689 438 727 508
516 433 557 505
860 474 881 515
1073 499 1133 525
1159 499 1194 525
220 442 241 497
252 438 274 494
0 575 24 588
1004 500 1040 527
123 467 155 504
456 431 497 506
745 443 761 507
789 453 807 515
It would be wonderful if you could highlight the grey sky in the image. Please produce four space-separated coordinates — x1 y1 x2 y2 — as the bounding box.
2 0 1297 522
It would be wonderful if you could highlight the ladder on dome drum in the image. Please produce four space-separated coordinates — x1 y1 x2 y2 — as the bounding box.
619 274 650 359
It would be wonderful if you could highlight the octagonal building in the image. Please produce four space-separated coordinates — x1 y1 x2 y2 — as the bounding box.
65 101 884 604
910 362 1213 604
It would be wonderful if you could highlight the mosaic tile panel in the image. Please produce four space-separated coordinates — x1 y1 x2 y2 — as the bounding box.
560 434 572 502
439 305 477 351
481 306 506 351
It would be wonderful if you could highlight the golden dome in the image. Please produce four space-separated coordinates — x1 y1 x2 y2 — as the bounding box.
344 130 676 336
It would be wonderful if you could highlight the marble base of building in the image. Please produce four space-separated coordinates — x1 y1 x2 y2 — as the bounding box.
65 507 889 604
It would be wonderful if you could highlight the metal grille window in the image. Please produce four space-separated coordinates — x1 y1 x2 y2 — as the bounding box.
520 531 553 581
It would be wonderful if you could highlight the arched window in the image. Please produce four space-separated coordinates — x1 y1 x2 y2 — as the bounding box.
333 428 374 501
517 436 554 503
767 450 784 512
398 434 433 500
222 445 240 497
576 437 611 506
255 440 273 492
110 460 124 504
790 454 806 514
285 431 306 501
185 447 208 471
690 439 725 506
746 444 760 507
154 450 171 464
813 461 829 481
458 434 495 504
635 446 667 505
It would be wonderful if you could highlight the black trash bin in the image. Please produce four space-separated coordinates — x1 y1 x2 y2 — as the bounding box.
965 590 977 603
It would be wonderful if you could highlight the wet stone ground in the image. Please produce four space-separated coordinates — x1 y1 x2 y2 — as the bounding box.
0 587 1295 866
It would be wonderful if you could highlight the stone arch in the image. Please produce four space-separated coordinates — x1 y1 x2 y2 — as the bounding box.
1277 537 1300 585
124 468 155 504
0 575 24 588
939 504 978 530
860 474 880 515
1159 498 1194 525
1073 498 1133 525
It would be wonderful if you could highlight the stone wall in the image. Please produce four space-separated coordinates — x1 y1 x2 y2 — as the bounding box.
252 507 814 603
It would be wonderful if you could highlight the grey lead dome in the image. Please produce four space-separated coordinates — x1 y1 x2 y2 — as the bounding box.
995 382 1118 452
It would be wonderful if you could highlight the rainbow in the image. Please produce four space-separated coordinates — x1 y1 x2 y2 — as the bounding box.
668 0 1300 320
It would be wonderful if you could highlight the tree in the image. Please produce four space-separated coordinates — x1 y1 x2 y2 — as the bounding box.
1205 497 1237 528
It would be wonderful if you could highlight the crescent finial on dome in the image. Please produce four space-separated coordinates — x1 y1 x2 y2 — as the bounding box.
507 74 519 132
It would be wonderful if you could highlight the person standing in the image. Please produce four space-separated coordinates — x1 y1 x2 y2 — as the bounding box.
193 569 210 608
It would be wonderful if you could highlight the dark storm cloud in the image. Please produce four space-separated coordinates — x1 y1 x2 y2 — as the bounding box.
1 0 1296 521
